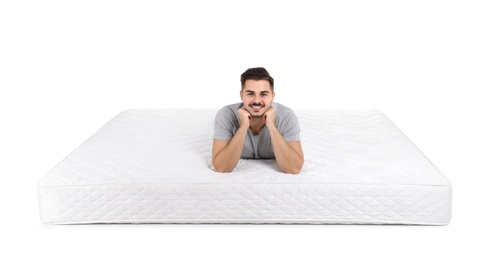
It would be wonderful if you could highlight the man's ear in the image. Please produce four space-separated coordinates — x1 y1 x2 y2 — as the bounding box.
240 91 243 101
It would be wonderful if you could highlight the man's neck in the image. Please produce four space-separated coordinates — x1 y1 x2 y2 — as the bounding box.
249 117 265 136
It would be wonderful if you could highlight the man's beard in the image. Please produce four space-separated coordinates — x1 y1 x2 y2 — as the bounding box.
247 103 266 118
249 110 266 118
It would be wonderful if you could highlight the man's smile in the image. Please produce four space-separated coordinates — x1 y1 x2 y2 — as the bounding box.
249 103 264 110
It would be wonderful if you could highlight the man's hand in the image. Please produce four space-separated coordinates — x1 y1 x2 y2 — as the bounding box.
238 108 251 129
264 107 277 129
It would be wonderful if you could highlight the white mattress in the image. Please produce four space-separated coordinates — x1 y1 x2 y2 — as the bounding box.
37 109 452 225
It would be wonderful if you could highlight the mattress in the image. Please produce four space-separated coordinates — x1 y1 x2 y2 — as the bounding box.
37 109 452 225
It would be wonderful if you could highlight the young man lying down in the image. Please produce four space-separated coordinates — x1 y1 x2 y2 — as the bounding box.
212 67 304 174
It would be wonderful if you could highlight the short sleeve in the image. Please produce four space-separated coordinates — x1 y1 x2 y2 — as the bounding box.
278 111 301 142
213 108 235 140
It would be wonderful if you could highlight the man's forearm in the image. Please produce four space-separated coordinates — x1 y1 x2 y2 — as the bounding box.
268 127 304 174
213 127 247 172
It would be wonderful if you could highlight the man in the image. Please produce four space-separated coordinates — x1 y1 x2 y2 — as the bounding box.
212 67 304 174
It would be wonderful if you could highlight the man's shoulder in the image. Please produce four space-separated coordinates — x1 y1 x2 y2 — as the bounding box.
219 103 242 112
273 102 296 117
216 103 242 119
218 103 241 114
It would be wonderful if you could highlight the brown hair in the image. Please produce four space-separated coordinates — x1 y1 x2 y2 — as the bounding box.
240 67 274 91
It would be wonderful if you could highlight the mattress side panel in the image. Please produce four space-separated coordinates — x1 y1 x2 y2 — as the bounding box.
38 183 451 225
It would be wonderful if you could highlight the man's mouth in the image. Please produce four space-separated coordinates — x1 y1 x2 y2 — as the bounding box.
250 104 264 109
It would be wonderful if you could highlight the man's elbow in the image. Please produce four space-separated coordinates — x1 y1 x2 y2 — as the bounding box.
213 166 233 173
282 165 303 174
212 161 234 173
282 159 304 174
283 169 301 174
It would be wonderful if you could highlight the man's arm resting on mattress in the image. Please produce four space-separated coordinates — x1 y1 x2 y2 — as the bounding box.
268 127 304 174
212 127 247 173
213 108 251 173
265 108 304 174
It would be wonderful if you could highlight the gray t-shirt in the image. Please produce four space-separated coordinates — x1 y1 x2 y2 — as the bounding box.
213 102 300 159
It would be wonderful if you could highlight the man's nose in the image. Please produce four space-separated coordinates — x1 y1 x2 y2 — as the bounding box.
252 95 261 103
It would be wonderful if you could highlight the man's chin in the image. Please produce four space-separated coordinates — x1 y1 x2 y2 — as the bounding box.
250 110 267 118
251 114 264 119
244 107 266 118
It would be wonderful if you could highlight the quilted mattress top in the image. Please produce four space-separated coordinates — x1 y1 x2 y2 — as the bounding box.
38 109 451 187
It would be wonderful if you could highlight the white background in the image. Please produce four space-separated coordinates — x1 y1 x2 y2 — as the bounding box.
1 0 486 259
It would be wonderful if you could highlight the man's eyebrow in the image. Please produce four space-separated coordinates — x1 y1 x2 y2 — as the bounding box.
245 90 269 93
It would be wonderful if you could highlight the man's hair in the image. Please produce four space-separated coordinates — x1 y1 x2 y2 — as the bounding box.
240 67 274 91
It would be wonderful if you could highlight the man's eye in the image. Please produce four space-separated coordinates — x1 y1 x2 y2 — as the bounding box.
261 94 268 97
247 93 254 96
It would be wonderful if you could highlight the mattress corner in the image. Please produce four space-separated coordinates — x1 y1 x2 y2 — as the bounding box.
118 108 137 116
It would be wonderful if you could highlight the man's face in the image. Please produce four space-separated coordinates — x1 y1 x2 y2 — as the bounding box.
240 79 275 118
